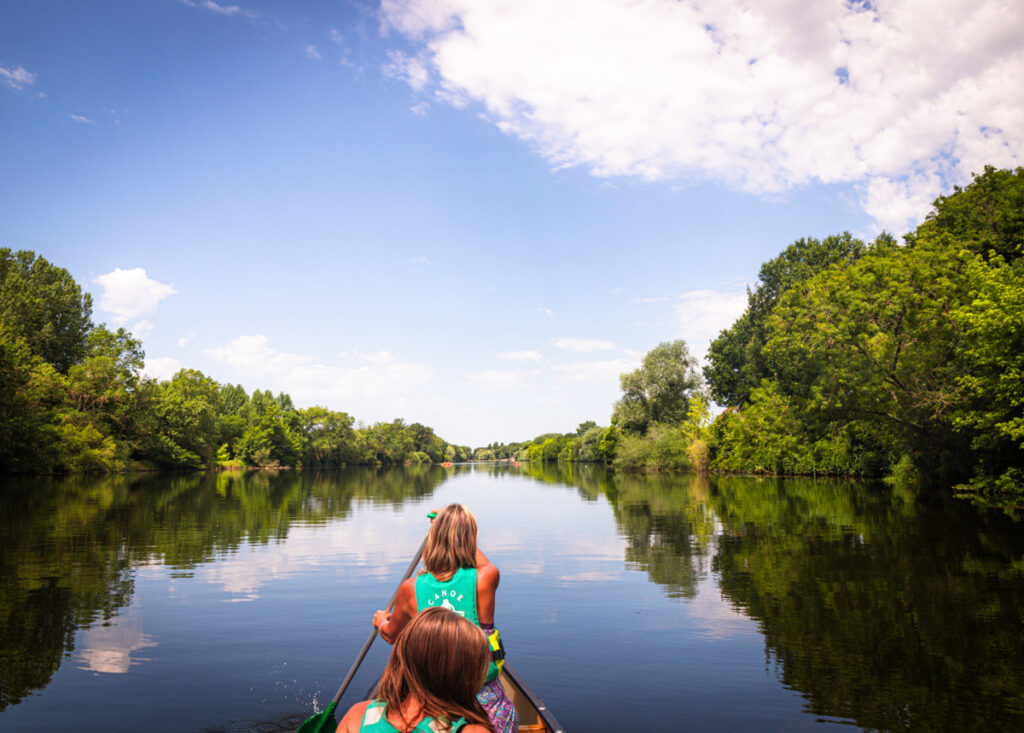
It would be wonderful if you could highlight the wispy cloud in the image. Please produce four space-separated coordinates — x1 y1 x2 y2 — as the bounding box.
206 335 433 401
93 268 176 325
305 44 322 60
0 64 36 90
68 113 94 124
178 0 258 20
328 29 344 45
551 337 616 353
465 369 539 391
551 357 638 383
400 255 431 265
497 350 543 362
383 50 430 91
143 356 182 381
538 307 553 319
673 289 748 359
381 0 1024 234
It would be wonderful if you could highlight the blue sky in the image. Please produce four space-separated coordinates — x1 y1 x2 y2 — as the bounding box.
2 0 1021 446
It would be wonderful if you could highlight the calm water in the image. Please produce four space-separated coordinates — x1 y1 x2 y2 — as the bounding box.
1 465 1022 732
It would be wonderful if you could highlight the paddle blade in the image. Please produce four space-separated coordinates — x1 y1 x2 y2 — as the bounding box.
296 702 337 733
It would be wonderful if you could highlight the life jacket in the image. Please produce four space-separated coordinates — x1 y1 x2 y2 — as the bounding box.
359 700 467 732
414 568 505 682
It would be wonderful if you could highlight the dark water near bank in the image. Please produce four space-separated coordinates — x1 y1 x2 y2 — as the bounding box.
1 465 1022 732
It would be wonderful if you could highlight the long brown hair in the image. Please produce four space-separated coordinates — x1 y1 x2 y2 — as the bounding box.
376 607 493 732
422 503 477 581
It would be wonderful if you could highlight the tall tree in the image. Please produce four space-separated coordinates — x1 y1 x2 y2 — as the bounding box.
704 233 871 406
613 340 703 435
0 249 93 372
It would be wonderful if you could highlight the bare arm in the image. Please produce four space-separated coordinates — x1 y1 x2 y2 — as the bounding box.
373 578 417 644
476 562 499 626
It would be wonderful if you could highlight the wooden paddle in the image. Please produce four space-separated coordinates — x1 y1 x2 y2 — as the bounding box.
296 514 434 733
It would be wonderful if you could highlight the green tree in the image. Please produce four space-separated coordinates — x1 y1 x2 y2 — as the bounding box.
0 249 93 372
705 233 870 406
613 340 703 434
145 369 220 469
907 165 1024 262
952 253 1024 491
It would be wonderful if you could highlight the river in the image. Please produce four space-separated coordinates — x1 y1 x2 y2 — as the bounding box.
1 464 1022 731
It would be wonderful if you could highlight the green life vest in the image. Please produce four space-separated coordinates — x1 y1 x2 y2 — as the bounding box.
359 700 466 732
413 568 504 682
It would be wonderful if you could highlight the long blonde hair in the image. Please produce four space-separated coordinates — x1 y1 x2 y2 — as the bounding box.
376 607 493 732
422 503 477 581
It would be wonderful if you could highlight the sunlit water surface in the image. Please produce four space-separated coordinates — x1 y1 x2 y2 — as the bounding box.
1 465 1022 731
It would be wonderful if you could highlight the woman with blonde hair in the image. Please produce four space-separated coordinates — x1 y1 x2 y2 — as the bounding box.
336 607 493 732
372 504 517 733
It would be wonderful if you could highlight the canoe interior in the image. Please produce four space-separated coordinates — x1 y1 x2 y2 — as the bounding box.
499 664 565 733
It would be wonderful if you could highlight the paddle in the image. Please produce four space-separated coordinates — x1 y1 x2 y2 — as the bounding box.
296 514 435 733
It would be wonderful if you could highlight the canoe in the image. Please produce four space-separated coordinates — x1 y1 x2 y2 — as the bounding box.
498 663 565 733
365 663 565 732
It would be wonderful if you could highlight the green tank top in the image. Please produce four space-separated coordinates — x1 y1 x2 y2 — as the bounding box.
359 700 466 732
414 568 479 624
413 568 502 683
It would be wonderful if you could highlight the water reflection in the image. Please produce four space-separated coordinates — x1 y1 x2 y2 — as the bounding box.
539 464 1024 731
76 611 157 674
1 464 1023 731
0 466 447 710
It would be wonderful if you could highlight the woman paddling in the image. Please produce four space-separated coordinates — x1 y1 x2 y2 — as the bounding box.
336 607 492 732
371 504 518 733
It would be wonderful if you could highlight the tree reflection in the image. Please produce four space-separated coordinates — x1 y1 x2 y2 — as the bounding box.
587 469 1024 730
0 466 447 708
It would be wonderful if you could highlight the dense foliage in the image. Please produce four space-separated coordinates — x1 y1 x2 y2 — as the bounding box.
706 166 1024 494
0 249 467 474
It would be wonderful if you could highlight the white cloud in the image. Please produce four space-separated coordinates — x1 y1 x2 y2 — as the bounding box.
205 335 433 401
305 44 322 60
93 268 176 324
68 113 94 124
383 50 430 91
673 288 749 358
410 101 430 116
538 307 553 319
178 0 257 20
497 350 543 361
400 255 431 264
132 320 155 338
380 0 1024 233
0 65 36 90
143 357 182 381
328 29 345 45
178 331 198 348
465 369 539 391
551 357 638 383
551 337 616 353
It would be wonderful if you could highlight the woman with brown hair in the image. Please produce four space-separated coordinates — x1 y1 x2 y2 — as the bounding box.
336 607 493 732
371 504 518 733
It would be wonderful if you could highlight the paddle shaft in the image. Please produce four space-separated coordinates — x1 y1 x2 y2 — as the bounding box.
327 534 427 709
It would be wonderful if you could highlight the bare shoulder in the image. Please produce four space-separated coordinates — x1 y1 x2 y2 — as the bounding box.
462 724 491 733
477 561 500 587
336 700 370 733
